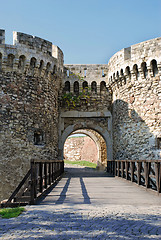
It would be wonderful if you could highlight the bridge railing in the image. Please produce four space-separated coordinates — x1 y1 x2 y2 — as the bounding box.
107 160 161 194
30 160 64 204
2 160 64 207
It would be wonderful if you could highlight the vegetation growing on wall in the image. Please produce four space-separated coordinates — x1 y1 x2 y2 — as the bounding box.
62 74 91 108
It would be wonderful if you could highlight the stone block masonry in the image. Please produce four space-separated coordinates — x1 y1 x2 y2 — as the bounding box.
0 30 64 201
107 37 161 160
64 135 98 163
0 29 161 201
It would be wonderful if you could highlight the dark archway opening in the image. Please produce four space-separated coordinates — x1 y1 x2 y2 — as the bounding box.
63 129 107 170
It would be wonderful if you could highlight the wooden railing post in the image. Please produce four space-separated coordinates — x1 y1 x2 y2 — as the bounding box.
106 161 115 176
144 162 149 189
121 161 124 178
30 160 37 204
107 161 109 173
51 162 54 182
131 161 134 182
118 161 119 176
137 161 141 185
125 161 128 180
159 162 161 193
48 163 51 185
39 162 43 193
44 162 47 189
113 161 115 175
115 161 117 176
62 160 64 173
155 162 160 194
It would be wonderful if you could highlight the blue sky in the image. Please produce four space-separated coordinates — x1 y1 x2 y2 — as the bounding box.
1 0 161 64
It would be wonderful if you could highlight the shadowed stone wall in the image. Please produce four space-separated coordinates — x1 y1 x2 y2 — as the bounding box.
108 37 161 160
0 30 64 201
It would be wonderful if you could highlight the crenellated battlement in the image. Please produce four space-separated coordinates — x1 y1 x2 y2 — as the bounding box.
0 30 5 44
13 31 53 56
63 37 161 93
63 64 109 95
0 30 64 76
107 37 161 88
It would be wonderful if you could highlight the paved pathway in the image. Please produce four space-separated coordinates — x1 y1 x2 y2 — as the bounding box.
1 164 161 239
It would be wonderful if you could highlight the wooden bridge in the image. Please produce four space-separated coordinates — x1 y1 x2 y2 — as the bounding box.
1 159 161 207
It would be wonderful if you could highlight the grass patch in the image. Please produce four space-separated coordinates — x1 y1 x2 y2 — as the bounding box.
0 207 25 219
64 160 97 168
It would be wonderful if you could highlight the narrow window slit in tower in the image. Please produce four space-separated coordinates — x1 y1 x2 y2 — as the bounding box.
102 69 105 77
67 70 69 78
84 69 87 78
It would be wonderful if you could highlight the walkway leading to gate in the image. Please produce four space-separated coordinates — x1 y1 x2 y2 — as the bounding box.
39 164 161 206
1 165 161 239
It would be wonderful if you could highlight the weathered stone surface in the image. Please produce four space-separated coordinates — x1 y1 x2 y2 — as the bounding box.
0 31 64 201
0 30 161 201
64 135 98 163
107 37 161 160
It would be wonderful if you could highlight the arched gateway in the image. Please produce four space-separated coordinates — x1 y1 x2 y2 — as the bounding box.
58 110 113 163
65 129 107 168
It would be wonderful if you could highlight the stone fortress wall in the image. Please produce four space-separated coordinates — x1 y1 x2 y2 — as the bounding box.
64 135 98 163
63 37 161 161
108 37 161 160
62 64 112 112
0 30 64 201
0 28 161 201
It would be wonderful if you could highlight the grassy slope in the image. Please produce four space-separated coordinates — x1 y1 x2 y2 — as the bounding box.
64 160 97 168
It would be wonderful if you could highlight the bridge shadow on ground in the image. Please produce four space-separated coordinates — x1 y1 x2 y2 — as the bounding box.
37 165 161 206
38 166 110 205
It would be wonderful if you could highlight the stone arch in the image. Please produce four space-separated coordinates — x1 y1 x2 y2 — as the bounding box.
91 81 97 93
64 81 70 92
30 57 36 69
39 60 44 72
73 81 79 94
116 71 119 79
120 69 124 76
7 54 15 68
46 62 51 75
133 64 139 79
100 81 106 92
71 129 107 169
125 66 131 77
141 62 148 78
18 55 26 70
59 121 113 162
82 81 88 90
53 65 57 74
150 59 158 77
